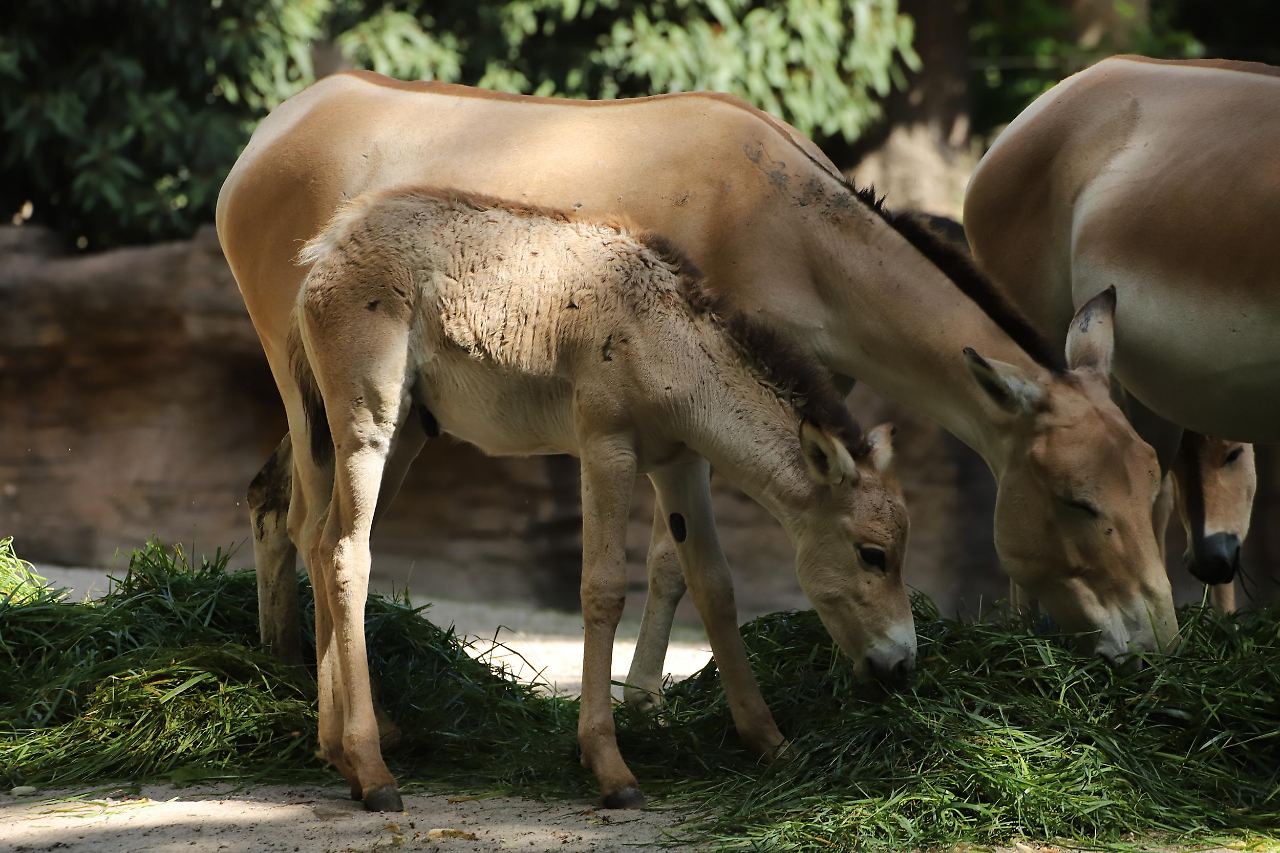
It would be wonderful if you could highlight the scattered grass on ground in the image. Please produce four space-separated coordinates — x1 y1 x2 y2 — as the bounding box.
2 537 1279 851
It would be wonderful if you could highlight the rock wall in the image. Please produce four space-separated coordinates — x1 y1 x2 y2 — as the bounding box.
1 226 1270 622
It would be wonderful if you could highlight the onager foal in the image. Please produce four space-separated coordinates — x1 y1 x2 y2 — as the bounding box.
288 188 914 811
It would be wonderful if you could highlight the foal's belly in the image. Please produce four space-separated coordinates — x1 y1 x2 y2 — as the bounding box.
419 359 581 458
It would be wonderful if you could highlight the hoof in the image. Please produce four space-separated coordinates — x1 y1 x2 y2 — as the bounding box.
600 785 645 810
363 785 404 812
623 691 661 715
349 782 362 801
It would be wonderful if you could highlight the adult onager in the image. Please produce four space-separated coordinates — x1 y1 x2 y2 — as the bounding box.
907 214 1256 615
1170 435 1255 613
965 55 1278 609
218 73 1175 674
285 187 912 809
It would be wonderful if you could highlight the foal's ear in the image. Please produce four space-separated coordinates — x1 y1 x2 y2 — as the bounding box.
1066 286 1117 374
800 421 859 487
866 423 897 476
963 347 1045 415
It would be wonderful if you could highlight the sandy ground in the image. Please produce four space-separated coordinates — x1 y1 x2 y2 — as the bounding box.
0 783 699 852
5 566 714 851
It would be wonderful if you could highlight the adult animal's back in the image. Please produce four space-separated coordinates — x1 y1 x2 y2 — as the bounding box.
217 72 833 366
965 55 1280 441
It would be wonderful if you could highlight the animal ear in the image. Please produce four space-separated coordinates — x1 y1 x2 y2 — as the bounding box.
865 422 897 476
800 421 859 487
963 347 1045 415
1065 286 1116 374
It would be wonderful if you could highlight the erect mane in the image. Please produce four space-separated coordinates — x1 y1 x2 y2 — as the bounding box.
660 238 867 459
847 184 1064 372
781 144 1065 373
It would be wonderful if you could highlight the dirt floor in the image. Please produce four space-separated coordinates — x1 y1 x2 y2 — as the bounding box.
4 566 712 852
0 783 701 852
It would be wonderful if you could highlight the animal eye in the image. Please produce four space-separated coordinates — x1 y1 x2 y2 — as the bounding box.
1063 497 1101 519
858 545 887 571
1224 447 1245 465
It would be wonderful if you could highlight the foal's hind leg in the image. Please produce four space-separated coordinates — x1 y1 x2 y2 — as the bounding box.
303 311 411 812
624 507 686 713
248 434 303 665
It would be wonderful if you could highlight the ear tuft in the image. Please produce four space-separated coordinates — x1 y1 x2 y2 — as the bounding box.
1065 286 1117 373
866 422 896 475
964 348 1045 415
800 421 859 487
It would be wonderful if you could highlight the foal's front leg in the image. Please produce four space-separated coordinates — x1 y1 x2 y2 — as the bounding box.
624 508 686 712
648 459 786 758
577 436 642 808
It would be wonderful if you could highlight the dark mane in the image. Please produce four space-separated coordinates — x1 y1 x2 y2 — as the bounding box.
666 248 868 459
781 142 1064 372
847 184 1064 371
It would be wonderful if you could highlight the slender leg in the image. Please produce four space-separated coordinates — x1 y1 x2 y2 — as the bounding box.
1210 581 1237 614
1152 472 1175 565
577 437 641 808
624 507 687 712
649 459 785 758
248 434 303 666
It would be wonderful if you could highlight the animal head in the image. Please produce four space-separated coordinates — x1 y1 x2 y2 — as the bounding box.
1172 434 1255 586
792 421 915 682
964 287 1177 661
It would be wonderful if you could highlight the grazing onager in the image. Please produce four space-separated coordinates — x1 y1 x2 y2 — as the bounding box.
219 72 1178 669
1170 435 1255 613
965 55 1279 613
286 187 913 811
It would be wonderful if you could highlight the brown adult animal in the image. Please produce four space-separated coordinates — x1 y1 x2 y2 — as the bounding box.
218 74 1175 697
906 213 1257 615
283 186 911 810
965 55 1278 610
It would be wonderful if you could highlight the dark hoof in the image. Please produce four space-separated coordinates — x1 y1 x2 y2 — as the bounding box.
363 785 404 812
601 786 644 810
349 782 362 801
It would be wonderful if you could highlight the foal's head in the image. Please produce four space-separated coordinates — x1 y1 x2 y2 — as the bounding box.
1172 434 1255 586
792 422 915 682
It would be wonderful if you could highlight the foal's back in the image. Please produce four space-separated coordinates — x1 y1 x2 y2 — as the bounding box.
299 188 696 457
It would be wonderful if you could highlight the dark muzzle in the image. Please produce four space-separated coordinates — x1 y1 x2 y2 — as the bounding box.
1186 531 1241 585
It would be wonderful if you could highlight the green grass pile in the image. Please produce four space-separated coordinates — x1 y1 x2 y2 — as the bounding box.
2 537 1279 851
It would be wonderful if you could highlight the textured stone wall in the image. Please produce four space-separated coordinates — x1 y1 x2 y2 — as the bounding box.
0 226 1268 621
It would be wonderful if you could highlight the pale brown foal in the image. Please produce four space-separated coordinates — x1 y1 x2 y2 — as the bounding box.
286 187 912 811
219 71 1177 669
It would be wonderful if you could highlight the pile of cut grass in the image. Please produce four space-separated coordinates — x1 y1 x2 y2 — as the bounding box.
3 537 1279 851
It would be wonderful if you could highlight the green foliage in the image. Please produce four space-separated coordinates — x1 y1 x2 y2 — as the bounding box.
968 0 1202 138
1 0 915 250
4 539 1280 850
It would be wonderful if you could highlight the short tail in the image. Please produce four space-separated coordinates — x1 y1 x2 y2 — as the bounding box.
287 319 332 465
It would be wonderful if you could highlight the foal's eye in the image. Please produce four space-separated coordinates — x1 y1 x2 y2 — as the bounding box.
1063 497 1101 519
858 545 888 571
1224 447 1245 466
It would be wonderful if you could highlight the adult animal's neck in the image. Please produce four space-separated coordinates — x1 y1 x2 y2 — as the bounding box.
802 198 1056 472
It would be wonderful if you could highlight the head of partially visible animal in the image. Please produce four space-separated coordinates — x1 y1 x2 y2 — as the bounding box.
790 421 914 683
1172 434 1255 586
964 288 1177 662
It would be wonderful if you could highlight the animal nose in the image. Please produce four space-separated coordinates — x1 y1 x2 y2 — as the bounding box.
1186 532 1240 585
865 649 915 685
